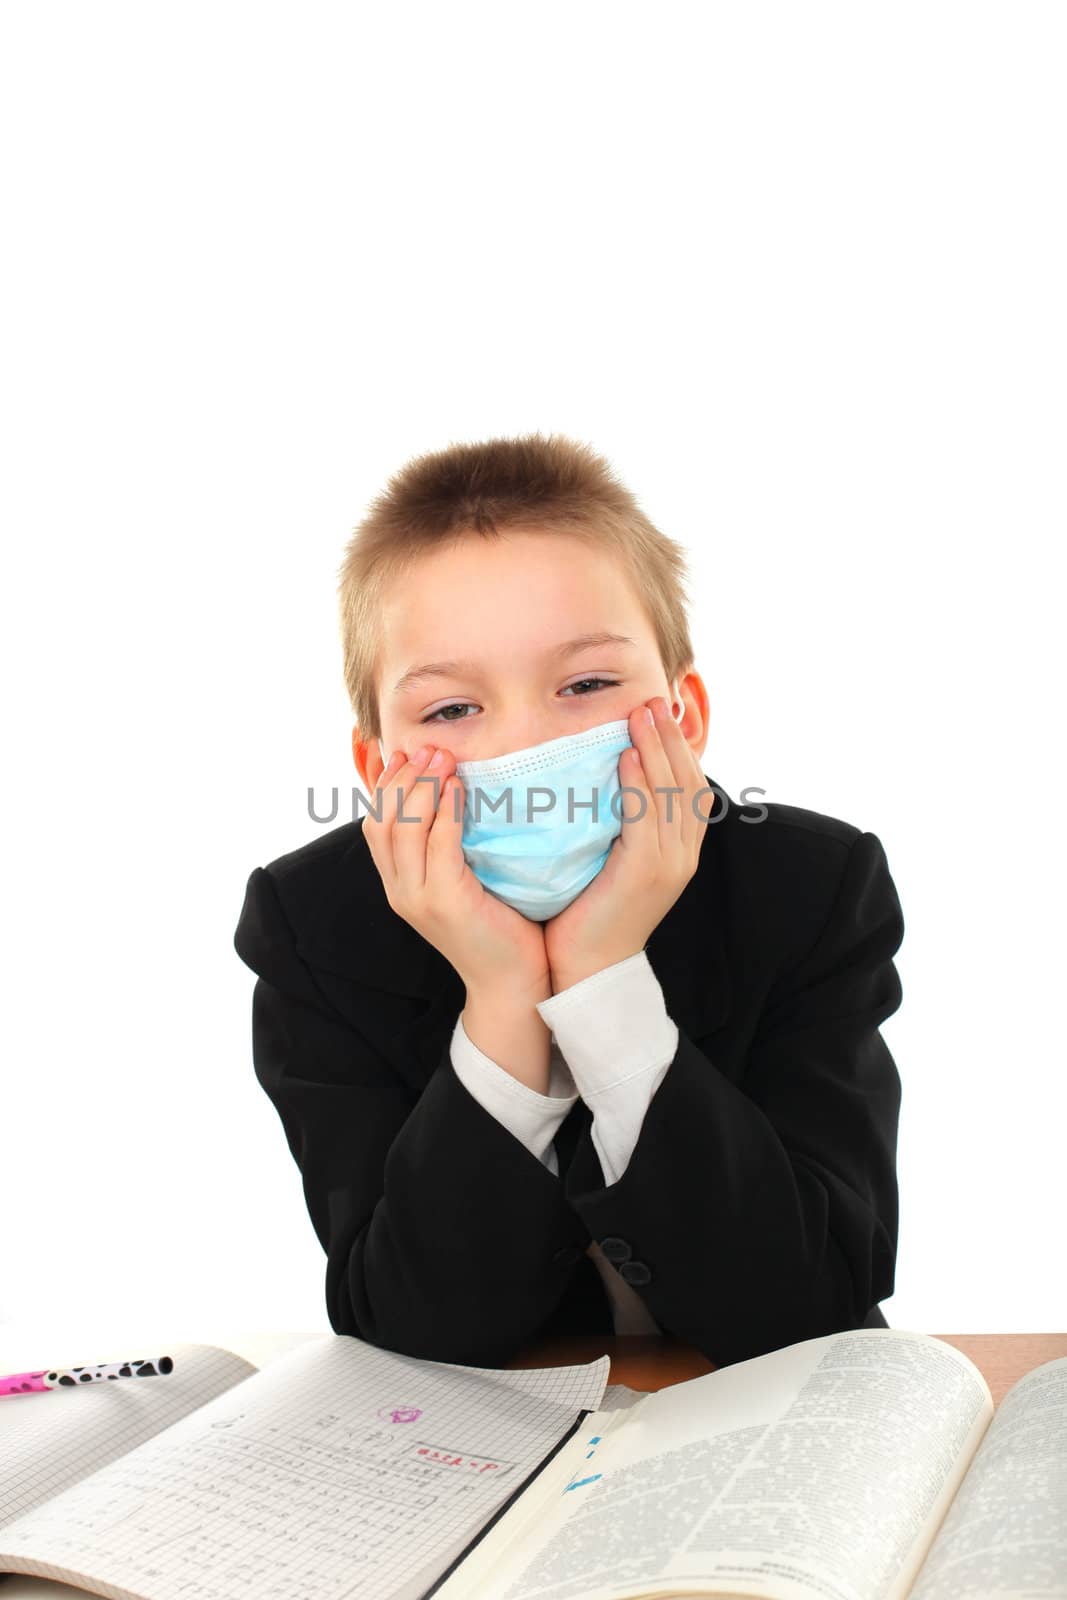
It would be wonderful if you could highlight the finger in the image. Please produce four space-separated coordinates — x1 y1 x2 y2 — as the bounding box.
422 748 460 844
362 748 406 879
618 727 657 857
425 760 466 888
630 704 678 855
649 697 699 852
392 745 441 894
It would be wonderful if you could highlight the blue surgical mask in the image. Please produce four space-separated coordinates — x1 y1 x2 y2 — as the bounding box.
377 694 684 922
451 718 635 920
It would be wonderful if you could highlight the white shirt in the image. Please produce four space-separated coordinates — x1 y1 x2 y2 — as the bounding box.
449 951 678 1335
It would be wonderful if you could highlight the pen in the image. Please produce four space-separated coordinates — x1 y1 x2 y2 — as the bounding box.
0 1355 174 1397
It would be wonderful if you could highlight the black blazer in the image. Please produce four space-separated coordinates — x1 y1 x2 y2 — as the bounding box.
233 774 904 1370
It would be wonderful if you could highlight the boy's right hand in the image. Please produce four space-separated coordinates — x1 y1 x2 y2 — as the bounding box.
361 741 551 999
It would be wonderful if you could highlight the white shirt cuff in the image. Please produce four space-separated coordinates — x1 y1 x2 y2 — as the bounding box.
535 951 680 1094
534 951 679 1186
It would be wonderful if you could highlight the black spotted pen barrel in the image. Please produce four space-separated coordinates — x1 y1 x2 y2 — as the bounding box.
0 1354 174 1396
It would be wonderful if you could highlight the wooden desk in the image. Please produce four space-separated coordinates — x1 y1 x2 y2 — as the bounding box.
507 1330 1067 1408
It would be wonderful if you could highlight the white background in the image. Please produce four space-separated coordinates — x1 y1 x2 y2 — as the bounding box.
2 2 1063 1343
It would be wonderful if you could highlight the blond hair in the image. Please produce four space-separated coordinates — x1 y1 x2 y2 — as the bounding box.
337 431 695 740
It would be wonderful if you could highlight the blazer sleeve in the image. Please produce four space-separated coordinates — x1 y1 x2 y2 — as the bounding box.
233 865 596 1367
554 830 905 1369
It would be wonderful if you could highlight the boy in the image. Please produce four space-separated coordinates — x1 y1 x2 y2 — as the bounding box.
233 432 904 1370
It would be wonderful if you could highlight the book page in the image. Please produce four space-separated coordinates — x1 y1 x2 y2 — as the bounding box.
436 1330 993 1600
0 1333 610 1600
0 1343 258 1531
908 1355 1067 1598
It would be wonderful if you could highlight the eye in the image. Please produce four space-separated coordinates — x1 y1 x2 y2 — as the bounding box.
561 677 620 697
422 702 476 724
420 678 620 724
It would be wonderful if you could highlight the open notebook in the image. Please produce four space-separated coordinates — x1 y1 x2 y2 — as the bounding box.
1 1328 1065 1599
0 1332 619 1600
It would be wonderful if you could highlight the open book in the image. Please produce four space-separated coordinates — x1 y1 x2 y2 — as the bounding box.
0 1328 1063 1600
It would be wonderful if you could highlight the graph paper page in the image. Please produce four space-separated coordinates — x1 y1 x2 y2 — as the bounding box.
0 1334 611 1600
0 1342 258 1531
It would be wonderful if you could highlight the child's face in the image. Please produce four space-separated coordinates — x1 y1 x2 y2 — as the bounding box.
355 528 708 787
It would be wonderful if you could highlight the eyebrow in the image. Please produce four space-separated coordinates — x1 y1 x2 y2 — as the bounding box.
391 631 638 697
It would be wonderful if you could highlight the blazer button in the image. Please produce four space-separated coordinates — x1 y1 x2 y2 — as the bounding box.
598 1236 632 1264
552 1245 583 1266
617 1259 652 1286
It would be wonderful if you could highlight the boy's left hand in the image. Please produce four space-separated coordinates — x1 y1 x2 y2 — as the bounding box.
543 696 713 992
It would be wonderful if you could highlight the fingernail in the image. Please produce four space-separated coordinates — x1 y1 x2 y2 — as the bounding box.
413 745 430 763
644 707 655 725
428 750 445 769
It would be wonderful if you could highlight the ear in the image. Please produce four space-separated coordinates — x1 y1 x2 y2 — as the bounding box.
673 669 710 755
351 726 384 795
